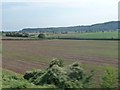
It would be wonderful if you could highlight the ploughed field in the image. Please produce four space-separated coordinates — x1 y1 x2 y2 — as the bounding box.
2 40 118 74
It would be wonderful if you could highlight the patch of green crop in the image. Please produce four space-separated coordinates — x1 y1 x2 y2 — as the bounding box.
47 31 119 39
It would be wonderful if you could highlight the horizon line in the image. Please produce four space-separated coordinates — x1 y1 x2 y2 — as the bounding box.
2 20 118 31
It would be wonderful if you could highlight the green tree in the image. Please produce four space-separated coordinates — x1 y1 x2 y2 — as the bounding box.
38 33 45 39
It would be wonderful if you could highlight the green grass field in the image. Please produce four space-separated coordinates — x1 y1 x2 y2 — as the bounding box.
47 31 119 39
2 31 119 40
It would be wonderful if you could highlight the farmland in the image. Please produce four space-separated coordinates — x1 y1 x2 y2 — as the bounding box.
2 31 119 40
2 40 118 74
1 35 119 89
1 1 119 88
47 31 119 39
2 39 118 88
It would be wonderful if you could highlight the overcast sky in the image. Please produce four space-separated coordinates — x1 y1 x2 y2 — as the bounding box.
1 0 119 31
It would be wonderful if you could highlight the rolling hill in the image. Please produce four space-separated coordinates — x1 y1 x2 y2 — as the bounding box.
19 21 119 33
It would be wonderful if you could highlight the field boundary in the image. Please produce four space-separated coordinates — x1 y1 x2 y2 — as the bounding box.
58 38 120 40
1 38 120 41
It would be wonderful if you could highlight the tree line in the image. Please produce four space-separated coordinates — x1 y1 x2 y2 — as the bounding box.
5 32 46 39
5 32 29 37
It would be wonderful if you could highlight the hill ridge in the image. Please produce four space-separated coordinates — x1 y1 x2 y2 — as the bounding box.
20 21 119 33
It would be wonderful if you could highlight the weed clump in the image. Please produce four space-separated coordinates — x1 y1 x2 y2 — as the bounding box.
24 59 95 88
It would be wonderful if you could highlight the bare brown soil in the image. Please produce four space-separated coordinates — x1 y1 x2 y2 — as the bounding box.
2 40 118 74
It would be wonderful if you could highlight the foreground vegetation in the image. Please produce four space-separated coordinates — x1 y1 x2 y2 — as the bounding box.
2 59 118 89
2 69 55 89
24 59 95 88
